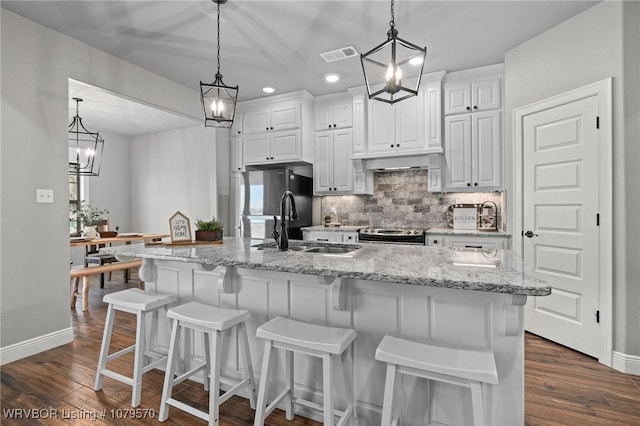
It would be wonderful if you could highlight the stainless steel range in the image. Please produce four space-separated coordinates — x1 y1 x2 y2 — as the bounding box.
358 227 427 245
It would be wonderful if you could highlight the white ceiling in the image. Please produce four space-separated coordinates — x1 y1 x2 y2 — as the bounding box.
4 0 600 133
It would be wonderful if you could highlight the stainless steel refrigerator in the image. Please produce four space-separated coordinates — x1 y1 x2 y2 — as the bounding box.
240 169 312 240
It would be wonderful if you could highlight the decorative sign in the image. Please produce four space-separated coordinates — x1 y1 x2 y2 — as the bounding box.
453 207 478 230
169 211 192 243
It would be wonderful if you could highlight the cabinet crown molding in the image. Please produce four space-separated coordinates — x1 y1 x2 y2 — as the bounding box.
444 63 504 83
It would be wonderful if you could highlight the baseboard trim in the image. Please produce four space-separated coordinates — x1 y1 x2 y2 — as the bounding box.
612 351 640 375
0 327 73 366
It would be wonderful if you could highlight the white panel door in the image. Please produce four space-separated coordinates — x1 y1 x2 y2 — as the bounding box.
444 81 471 115
368 101 395 153
243 108 270 134
396 94 424 151
472 78 501 111
523 95 600 358
270 130 300 161
271 103 300 131
314 102 333 131
333 99 353 129
243 133 270 164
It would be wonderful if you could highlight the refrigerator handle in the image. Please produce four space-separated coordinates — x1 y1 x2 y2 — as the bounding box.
272 216 280 245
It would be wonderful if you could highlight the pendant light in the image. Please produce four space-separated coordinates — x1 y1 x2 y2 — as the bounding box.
200 0 238 128
360 0 427 104
68 97 104 176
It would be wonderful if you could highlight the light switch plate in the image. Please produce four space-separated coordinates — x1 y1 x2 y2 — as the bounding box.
36 189 54 204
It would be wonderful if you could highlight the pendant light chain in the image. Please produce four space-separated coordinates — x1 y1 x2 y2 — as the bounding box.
390 0 395 28
216 1 221 75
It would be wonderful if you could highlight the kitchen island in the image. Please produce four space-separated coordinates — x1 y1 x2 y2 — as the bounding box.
103 237 549 425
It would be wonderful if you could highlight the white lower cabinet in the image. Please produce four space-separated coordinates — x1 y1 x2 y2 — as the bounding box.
303 230 358 243
427 234 508 249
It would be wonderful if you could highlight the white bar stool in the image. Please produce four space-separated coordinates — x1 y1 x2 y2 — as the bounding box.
254 316 357 426
375 335 499 426
159 301 257 426
94 288 177 407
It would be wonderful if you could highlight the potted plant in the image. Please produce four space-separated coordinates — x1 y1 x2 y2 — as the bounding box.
195 217 223 241
324 214 332 224
73 201 109 238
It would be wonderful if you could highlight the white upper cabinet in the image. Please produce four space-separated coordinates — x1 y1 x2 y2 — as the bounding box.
444 76 502 115
444 110 501 190
314 128 353 194
314 99 353 131
237 90 313 166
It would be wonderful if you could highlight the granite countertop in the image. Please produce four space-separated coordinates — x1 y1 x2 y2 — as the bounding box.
426 228 512 237
103 237 548 296
301 226 362 232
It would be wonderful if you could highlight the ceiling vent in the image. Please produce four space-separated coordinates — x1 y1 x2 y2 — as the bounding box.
320 46 358 63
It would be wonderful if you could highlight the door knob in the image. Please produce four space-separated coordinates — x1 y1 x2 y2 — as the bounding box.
524 230 539 238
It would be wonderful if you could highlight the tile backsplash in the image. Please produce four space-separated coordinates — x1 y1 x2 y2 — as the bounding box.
321 170 503 230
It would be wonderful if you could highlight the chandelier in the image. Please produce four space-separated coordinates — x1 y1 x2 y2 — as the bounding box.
68 97 104 176
200 0 238 128
360 0 427 104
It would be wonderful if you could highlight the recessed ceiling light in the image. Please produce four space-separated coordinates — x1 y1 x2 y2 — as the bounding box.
262 87 275 94
409 56 424 66
324 73 340 83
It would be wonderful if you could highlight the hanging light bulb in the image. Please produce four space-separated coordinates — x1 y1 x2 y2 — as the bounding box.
200 0 238 128
360 0 427 104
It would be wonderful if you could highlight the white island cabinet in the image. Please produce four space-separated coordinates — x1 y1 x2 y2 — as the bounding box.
104 238 547 425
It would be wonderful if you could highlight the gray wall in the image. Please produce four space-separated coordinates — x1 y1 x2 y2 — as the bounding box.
130 126 216 235
504 1 640 355
1 9 202 349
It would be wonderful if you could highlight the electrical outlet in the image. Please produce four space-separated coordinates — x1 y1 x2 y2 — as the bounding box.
36 189 54 204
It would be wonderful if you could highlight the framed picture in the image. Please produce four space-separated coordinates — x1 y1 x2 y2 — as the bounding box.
453 207 478 230
169 210 192 243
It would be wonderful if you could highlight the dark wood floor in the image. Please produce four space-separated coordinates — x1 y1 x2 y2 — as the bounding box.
1 273 638 425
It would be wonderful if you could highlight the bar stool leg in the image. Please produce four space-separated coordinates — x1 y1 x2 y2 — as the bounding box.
341 349 358 425
238 322 257 409
469 382 486 426
285 350 294 420
381 363 397 426
159 318 181 422
203 331 211 392
322 353 334 426
131 310 146 407
94 304 116 391
254 340 274 426
208 330 222 426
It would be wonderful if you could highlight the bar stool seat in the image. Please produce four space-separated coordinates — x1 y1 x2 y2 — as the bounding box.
254 316 357 426
159 301 257 426
94 288 177 407
375 335 499 426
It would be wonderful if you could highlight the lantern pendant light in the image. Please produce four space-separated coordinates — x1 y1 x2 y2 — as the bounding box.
68 97 104 176
360 0 427 104
200 0 238 128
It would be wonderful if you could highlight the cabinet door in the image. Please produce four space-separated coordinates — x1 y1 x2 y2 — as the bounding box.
314 103 333 131
271 103 300 131
443 236 506 250
314 132 333 193
243 133 271 164
304 231 343 242
395 94 424 151
472 78 501 111
424 82 442 151
333 99 353 129
243 108 270 134
368 101 395 153
231 135 244 172
472 111 501 189
444 82 471 115
271 130 300 161
444 115 472 190
332 129 353 192
352 95 367 155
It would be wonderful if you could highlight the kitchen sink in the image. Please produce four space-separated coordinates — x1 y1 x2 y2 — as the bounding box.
253 242 359 254
302 246 358 254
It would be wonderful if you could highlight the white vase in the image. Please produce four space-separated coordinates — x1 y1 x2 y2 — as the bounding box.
81 225 99 239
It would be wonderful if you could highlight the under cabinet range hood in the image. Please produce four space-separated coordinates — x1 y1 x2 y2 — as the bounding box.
356 154 431 171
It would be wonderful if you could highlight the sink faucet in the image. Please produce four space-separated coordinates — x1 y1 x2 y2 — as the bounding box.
272 190 299 251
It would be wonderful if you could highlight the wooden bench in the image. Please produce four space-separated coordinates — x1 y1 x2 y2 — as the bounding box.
70 259 142 311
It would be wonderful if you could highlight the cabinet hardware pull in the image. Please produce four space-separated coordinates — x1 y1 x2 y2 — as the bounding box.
328 124 331 128
266 127 269 131
334 187 337 191
474 106 478 110
465 245 483 249
474 183 478 186
390 144 394 148
467 183 471 186
466 106 471 111
397 144 400 147
270 126 274 130
317 238 329 241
